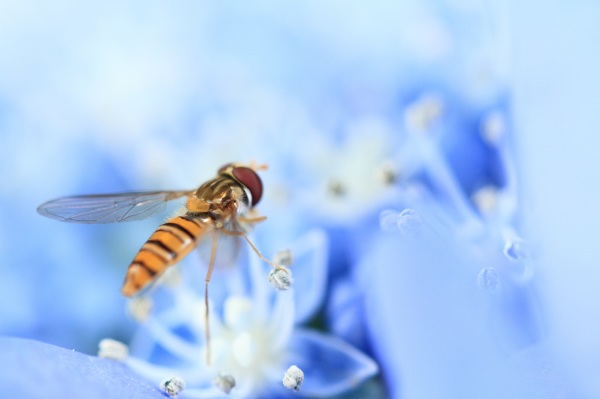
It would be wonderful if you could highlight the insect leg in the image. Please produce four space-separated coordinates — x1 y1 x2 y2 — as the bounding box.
237 215 267 224
220 229 287 272
204 229 219 366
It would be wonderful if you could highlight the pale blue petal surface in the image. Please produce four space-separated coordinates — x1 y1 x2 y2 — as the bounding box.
511 1 600 396
287 230 329 324
0 337 165 399
360 222 542 399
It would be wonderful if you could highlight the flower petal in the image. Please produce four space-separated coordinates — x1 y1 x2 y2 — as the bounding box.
0 337 165 399
285 329 378 397
326 276 368 351
360 226 542 399
287 230 328 324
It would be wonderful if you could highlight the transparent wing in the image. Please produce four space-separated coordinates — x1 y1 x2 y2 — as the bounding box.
197 230 242 269
37 190 191 224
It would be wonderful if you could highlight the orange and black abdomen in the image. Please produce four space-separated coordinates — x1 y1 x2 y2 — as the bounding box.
122 215 211 296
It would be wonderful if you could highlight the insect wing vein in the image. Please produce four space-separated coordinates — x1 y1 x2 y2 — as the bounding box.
37 191 190 224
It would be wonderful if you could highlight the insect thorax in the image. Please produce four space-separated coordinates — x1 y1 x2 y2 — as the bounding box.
186 176 249 221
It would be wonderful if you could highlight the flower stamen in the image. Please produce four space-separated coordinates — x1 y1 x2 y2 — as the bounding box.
214 373 236 394
97 338 128 360
161 376 186 398
282 365 304 392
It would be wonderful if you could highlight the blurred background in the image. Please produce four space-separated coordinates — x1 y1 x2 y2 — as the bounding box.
1 0 600 397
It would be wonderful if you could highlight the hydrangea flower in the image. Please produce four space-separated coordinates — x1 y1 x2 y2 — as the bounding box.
325 95 568 398
3 1 600 398
122 230 378 398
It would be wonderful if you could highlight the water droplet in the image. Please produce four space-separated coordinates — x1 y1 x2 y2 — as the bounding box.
477 267 499 290
379 209 421 234
504 237 528 261
397 208 421 235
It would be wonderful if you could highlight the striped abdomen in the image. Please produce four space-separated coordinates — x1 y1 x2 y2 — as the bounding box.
122 215 211 296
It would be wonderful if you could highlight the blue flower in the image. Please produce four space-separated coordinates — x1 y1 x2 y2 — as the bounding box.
123 230 377 398
324 98 559 398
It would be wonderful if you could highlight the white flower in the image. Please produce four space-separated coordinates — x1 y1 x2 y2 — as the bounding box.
125 231 377 398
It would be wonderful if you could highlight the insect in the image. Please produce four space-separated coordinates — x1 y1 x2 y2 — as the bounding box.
37 162 287 363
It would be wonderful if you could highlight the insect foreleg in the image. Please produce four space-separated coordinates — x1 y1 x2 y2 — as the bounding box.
220 228 287 272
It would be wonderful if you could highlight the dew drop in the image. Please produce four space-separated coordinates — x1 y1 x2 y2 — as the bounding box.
397 208 421 235
504 237 529 261
477 267 499 291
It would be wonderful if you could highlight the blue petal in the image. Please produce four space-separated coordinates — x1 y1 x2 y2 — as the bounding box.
512 2 600 396
360 227 543 399
0 337 165 399
247 229 329 324
287 230 329 324
286 329 378 397
326 276 368 351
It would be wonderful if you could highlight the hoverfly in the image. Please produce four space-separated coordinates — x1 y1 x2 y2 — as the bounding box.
37 162 287 363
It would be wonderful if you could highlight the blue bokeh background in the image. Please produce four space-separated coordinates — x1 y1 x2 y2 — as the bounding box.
1 0 599 397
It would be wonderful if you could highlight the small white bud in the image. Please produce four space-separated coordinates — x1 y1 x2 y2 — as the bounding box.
480 110 506 146
283 365 304 392
214 373 236 394
472 186 499 215
269 267 293 291
404 93 444 134
273 249 294 268
127 296 153 322
477 267 499 291
161 376 186 398
376 160 399 185
97 338 128 360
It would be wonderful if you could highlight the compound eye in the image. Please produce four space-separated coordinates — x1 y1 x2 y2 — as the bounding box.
232 167 263 207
